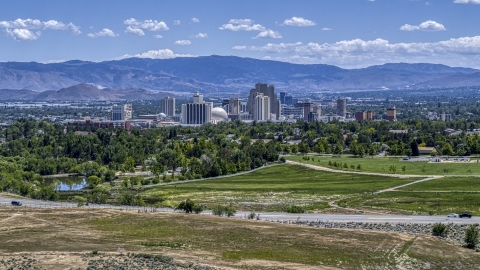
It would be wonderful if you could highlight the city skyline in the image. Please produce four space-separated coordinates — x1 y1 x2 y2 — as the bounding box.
1 0 480 68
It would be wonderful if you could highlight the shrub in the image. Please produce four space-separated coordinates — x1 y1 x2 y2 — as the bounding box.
141 178 151 185
432 223 448 237
465 224 479 249
278 157 286 163
248 212 257 219
212 204 237 217
176 198 195 213
283 205 305 213
193 204 205 214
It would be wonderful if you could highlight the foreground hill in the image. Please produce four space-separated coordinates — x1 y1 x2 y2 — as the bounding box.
0 56 478 92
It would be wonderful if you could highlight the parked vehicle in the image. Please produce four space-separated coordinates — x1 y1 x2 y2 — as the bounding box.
11 201 22 206
459 213 472 218
447 213 459 218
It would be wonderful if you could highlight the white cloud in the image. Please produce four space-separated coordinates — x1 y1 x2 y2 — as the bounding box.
282 17 316 27
231 36 480 68
252 30 282 39
174 39 191 45
174 20 181 25
322 28 333 31
228 19 254 24
115 49 195 60
125 26 145 36
154 34 163 38
6 28 40 41
192 33 207 38
454 0 480 4
87 28 118 38
0 18 81 41
219 19 266 31
123 18 169 36
191 17 200 23
400 20 446 31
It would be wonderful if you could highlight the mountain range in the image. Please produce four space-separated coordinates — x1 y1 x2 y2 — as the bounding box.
0 55 479 98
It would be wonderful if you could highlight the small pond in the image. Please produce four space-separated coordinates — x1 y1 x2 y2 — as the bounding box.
45 177 87 191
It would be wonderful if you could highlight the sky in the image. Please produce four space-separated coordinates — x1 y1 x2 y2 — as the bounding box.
1 0 480 68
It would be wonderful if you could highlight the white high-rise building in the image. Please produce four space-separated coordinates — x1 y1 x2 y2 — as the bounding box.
181 92 213 125
161 97 175 117
253 93 270 121
123 104 133 119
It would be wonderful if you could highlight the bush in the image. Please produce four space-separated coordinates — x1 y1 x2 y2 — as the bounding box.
141 178 151 185
247 212 257 219
176 198 203 214
283 205 305 213
432 223 448 237
465 224 479 249
278 157 286 163
212 204 237 217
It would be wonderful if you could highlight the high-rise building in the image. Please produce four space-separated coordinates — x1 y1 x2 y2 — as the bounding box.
253 93 270 121
246 83 280 119
280 92 287 105
284 95 293 105
181 92 213 125
386 106 397 121
112 105 125 121
366 111 375 120
303 102 313 122
312 104 321 117
161 97 175 117
355 111 367 121
440 113 451 121
337 99 346 117
123 104 133 119
228 98 241 115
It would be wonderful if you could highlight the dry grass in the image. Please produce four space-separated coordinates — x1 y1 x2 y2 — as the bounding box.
0 207 478 269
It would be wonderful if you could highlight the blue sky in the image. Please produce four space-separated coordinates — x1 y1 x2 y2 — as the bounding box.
1 0 480 68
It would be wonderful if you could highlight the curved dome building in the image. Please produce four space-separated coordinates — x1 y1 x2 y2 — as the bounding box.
211 107 228 122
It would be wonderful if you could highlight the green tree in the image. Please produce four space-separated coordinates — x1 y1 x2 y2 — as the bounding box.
442 143 454 156
401 166 406 174
86 175 102 188
123 156 135 172
389 165 397 174
333 143 343 155
465 224 479 249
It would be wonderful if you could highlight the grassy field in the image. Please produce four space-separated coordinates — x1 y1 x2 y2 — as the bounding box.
0 207 479 269
399 177 480 191
341 191 480 215
141 164 421 212
286 155 480 175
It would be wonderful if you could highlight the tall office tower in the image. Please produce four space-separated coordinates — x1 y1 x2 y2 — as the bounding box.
386 106 397 121
303 102 313 122
240 102 247 113
280 92 287 104
313 104 321 117
253 93 270 121
246 83 280 119
112 104 125 121
366 111 375 120
337 99 346 117
181 92 213 125
123 104 133 119
284 95 293 105
228 98 241 115
161 97 175 117
222 99 230 112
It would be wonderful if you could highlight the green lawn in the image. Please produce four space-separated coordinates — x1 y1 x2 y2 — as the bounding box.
142 164 421 212
342 191 480 215
399 177 480 191
286 155 480 176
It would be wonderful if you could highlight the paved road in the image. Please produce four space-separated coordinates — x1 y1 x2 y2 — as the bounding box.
1 196 479 224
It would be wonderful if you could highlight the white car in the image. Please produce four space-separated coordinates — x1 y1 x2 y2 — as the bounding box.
447 213 459 218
